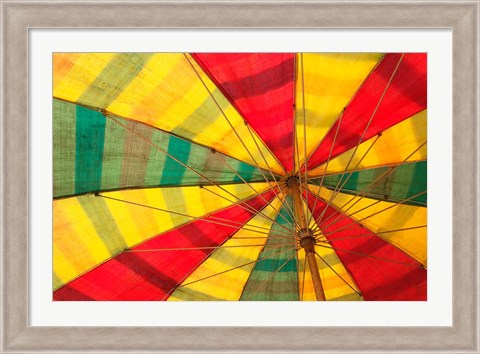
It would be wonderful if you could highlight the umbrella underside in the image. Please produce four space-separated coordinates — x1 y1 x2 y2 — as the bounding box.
53 52 427 301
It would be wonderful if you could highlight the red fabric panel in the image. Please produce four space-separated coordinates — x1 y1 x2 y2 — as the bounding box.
307 53 427 170
306 191 427 301
193 53 295 172
54 190 277 301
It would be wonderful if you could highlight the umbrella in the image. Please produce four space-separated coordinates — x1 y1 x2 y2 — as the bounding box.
52 52 427 301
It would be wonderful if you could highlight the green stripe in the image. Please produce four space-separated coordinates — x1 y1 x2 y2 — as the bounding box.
78 195 127 256
160 136 191 184
53 99 76 197
232 163 256 183
319 161 427 206
241 197 298 301
100 118 125 190
77 53 153 109
75 105 106 194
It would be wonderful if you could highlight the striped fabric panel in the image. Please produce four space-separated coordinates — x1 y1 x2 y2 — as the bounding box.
306 53 427 170
309 110 427 176
168 198 285 301
306 190 427 300
240 196 298 301
53 183 272 289
309 185 427 266
294 53 384 170
54 189 277 300
53 53 284 174
53 99 271 198
193 53 295 172
314 161 427 206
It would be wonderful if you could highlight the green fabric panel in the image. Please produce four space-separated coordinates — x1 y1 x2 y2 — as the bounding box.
77 53 153 109
54 101 271 198
75 105 106 194
160 135 191 184
320 161 427 206
100 118 125 190
53 99 76 197
78 195 128 256
240 197 298 301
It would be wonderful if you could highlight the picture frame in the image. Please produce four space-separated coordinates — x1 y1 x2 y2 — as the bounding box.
1 0 478 352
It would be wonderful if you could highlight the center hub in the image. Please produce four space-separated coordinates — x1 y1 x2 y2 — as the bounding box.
298 228 316 253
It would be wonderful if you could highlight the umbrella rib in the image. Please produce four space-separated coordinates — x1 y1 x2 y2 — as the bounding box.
291 52 298 176
316 191 427 236
317 190 427 238
316 244 423 268
313 225 427 241
245 123 297 222
314 251 362 296
127 243 295 252
106 115 293 234
184 53 289 177
176 247 295 288
301 54 310 221
242 249 299 300
315 54 405 226
317 141 427 229
293 56 307 221
96 193 294 239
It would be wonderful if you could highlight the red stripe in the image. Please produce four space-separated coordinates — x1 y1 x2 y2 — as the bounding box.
193 53 295 172
306 191 427 300
306 53 427 170
54 190 277 301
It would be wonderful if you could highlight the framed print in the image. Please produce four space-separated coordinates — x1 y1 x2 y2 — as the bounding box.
1 0 478 353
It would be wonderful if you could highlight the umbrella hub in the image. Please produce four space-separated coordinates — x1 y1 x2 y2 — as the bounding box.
298 228 316 253
285 176 299 188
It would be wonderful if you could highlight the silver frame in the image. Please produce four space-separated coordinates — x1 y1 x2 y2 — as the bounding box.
1 1 478 353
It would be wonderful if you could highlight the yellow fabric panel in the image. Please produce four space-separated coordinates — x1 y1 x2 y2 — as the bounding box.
308 185 427 266
53 53 115 102
54 183 270 287
53 198 111 288
168 198 285 301
297 202 362 301
310 110 427 176
53 53 284 174
295 53 384 169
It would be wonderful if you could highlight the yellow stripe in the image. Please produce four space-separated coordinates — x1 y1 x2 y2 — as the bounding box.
54 183 271 287
295 53 384 169
168 198 284 301
310 110 427 176
53 198 111 285
308 185 427 266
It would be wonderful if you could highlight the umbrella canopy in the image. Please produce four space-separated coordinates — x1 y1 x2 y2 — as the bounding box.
52 53 427 301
